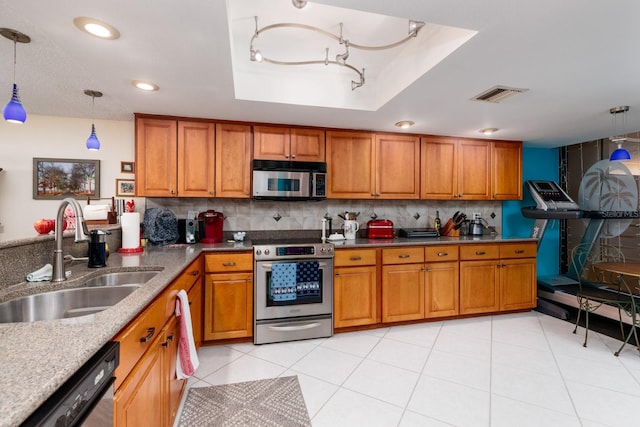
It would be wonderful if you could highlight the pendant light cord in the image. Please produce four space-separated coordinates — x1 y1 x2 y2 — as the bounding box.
12 36 17 83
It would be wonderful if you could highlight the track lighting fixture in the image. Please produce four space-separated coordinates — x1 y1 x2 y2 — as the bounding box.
249 17 424 90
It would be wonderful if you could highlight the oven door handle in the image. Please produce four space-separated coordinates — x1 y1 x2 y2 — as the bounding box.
267 322 323 332
260 262 331 269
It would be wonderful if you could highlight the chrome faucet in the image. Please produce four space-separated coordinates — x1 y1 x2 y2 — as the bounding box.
52 198 90 282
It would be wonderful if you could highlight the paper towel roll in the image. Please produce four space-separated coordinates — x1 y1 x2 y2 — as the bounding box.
84 205 109 220
121 212 140 249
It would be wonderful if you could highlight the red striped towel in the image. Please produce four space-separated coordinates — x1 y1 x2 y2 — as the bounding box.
175 290 199 379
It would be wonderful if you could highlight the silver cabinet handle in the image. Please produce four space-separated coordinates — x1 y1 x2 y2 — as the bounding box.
476 251 486 255
222 262 236 266
140 327 155 343
515 249 525 254
437 252 448 257
350 256 362 261
399 254 411 259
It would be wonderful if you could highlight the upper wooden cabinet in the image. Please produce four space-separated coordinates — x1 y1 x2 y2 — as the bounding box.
135 117 251 198
375 134 420 199
215 123 252 198
421 136 522 200
253 125 325 162
178 121 215 197
136 117 214 197
327 131 375 199
491 141 523 200
327 131 420 199
136 118 179 197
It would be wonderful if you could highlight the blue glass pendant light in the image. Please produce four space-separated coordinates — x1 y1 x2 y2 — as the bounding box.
84 90 103 151
609 106 632 161
1 28 31 124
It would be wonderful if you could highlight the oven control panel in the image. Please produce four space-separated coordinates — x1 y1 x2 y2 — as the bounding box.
254 242 334 260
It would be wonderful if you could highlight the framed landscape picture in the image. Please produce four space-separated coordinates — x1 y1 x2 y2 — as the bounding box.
33 158 100 200
116 179 135 196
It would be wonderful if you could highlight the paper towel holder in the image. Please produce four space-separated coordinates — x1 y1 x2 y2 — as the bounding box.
85 196 117 225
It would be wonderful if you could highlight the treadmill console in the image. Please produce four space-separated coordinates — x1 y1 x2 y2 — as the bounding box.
527 180 579 211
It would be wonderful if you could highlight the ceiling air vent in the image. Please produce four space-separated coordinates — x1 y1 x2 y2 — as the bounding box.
471 85 529 103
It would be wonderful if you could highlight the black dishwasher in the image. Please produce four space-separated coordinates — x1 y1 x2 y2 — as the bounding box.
21 341 119 427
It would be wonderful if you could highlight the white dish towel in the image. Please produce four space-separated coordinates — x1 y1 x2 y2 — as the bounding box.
175 290 199 379
26 264 71 282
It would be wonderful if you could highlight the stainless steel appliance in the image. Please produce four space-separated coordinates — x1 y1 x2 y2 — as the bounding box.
22 341 119 426
254 240 334 344
252 160 326 200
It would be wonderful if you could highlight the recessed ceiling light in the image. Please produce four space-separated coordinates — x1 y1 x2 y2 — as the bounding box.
73 17 120 40
479 128 498 135
131 80 159 91
395 121 415 129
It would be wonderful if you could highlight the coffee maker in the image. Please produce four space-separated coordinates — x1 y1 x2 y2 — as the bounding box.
198 210 224 243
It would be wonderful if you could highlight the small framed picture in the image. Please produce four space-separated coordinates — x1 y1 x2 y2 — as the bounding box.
120 161 135 174
116 179 135 196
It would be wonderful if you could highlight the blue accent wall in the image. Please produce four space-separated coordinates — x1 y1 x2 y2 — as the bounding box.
502 147 559 277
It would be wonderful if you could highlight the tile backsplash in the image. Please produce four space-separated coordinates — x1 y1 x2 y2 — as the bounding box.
146 198 503 234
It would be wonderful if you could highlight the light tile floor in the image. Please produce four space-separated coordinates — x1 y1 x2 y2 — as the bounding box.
174 312 640 426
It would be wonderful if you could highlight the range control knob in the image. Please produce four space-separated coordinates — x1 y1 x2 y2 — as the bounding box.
255 249 262 256
264 249 270 255
320 247 326 253
327 246 333 253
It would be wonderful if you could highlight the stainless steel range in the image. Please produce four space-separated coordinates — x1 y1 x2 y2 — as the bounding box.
253 240 334 344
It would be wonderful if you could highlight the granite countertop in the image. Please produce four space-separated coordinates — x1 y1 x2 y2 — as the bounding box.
0 234 534 426
0 241 250 427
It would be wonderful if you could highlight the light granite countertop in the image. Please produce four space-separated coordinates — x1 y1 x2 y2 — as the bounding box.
0 235 535 426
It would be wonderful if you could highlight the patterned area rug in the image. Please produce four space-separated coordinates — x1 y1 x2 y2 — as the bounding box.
178 376 312 427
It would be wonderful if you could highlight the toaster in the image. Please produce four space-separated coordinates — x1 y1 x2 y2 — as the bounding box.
367 219 394 239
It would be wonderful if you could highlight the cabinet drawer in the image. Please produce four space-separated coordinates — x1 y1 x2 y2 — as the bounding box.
205 252 253 272
382 247 425 264
459 244 499 260
113 297 165 389
162 259 202 318
335 249 377 267
499 243 537 259
425 245 459 262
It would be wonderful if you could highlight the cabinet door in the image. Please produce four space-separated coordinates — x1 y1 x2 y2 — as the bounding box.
215 123 252 198
491 141 523 200
458 139 491 200
291 128 325 162
421 136 458 200
382 264 424 322
188 278 203 349
326 131 375 199
135 118 177 197
375 134 420 199
253 125 290 160
163 316 185 427
114 335 164 427
459 260 499 314
204 272 253 340
334 266 378 328
499 258 536 311
177 121 215 197
424 261 459 318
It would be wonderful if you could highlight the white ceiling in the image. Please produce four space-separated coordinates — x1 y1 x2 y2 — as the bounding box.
2 0 640 148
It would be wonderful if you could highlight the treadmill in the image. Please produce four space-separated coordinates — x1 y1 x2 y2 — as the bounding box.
522 180 639 323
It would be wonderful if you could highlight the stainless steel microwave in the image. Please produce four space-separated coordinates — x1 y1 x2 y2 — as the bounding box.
252 160 326 200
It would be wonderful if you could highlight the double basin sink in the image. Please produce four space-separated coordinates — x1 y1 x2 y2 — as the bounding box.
0 270 160 323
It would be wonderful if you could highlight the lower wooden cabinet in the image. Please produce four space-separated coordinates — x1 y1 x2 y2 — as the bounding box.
204 272 253 340
334 249 379 328
424 261 459 318
203 252 254 341
113 257 202 427
459 259 500 315
382 263 425 323
459 243 537 315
